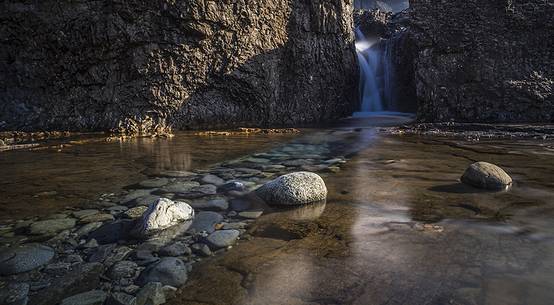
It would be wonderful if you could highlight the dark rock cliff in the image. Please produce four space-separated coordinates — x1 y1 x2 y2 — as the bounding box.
0 0 357 132
411 0 554 123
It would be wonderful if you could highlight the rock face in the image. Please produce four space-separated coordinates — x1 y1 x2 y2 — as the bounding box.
0 0 357 132
134 199 194 238
461 162 513 190
411 0 554 123
256 172 327 205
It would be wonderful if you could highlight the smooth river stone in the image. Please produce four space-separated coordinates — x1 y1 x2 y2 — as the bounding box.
461 161 513 190
161 181 200 193
188 198 229 211
200 174 225 186
206 230 240 249
29 218 77 235
138 178 169 188
188 211 223 234
0 244 55 275
136 257 188 287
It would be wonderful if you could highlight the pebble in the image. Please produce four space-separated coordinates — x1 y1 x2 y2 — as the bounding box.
191 243 212 257
222 222 248 230
105 205 129 215
218 181 247 193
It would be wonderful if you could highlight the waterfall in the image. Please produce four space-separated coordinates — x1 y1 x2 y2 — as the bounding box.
354 28 385 116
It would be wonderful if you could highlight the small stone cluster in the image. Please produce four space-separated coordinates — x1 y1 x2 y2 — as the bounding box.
0 140 342 305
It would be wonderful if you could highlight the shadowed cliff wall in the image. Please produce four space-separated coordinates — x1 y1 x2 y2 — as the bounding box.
411 0 554 123
0 0 357 131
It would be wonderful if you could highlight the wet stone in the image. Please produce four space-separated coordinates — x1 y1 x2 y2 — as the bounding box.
75 222 103 238
0 244 55 275
44 262 72 276
218 181 247 193
138 178 169 188
188 211 223 234
124 206 148 219
135 282 165 305
191 243 212 257
29 218 76 235
108 260 139 280
106 292 136 305
178 184 217 199
72 209 99 219
105 205 128 215
206 230 240 249
160 181 200 194
133 198 194 238
159 242 191 257
155 170 196 178
189 198 229 211
461 161 513 190
229 198 252 212
60 290 107 305
89 220 134 244
131 250 159 266
135 195 161 207
120 190 153 205
200 174 225 186
0 283 29 305
136 257 188 287
222 222 248 230
79 213 114 224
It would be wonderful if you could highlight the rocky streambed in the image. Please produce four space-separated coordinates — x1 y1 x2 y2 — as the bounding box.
1 122 554 305
0 130 351 305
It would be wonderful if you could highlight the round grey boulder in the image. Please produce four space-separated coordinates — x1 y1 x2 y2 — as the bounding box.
255 172 327 205
461 162 513 190
136 257 188 287
0 244 55 275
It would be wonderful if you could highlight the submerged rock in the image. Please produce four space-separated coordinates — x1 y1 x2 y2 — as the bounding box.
256 172 327 205
461 162 513 190
0 244 55 275
133 198 194 238
206 230 240 249
136 258 188 287
188 211 223 234
29 218 76 235
138 178 169 188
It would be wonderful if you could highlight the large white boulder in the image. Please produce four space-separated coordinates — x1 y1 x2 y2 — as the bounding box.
134 198 194 238
256 172 327 206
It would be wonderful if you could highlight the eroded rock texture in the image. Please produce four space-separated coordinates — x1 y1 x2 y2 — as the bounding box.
411 0 554 123
0 0 357 132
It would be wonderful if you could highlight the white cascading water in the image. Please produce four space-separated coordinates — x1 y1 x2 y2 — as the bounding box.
353 28 385 116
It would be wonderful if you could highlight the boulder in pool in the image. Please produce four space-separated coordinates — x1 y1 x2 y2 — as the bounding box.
255 172 327 205
0 244 55 275
133 198 194 238
461 162 513 190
